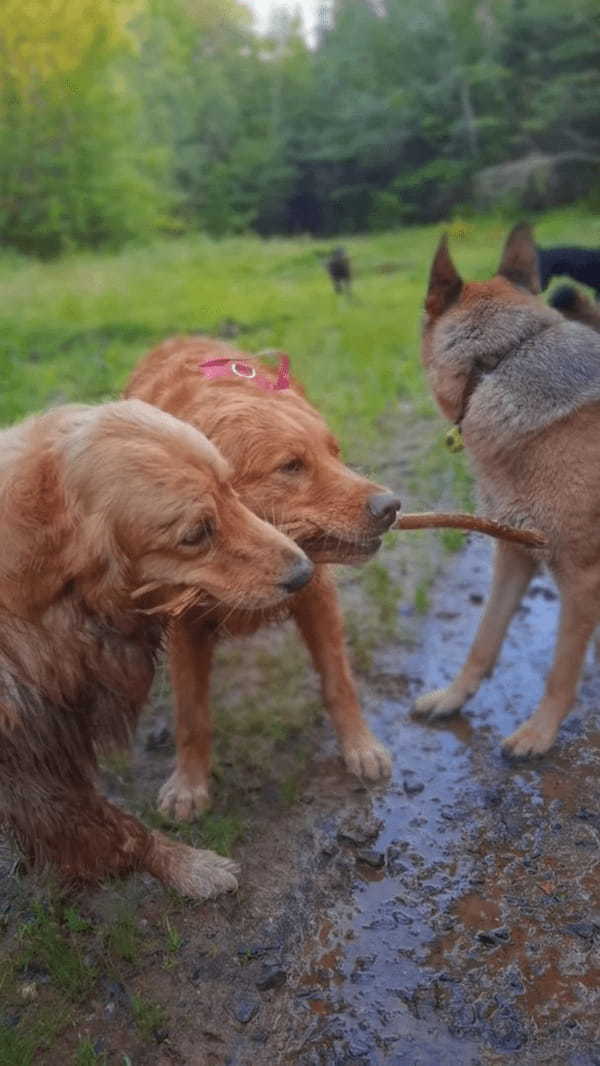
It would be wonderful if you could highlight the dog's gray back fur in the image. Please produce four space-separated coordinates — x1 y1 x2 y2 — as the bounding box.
436 304 600 450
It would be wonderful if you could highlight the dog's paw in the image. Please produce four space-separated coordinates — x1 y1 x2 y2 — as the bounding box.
502 716 557 758
343 735 392 781
158 769 210 822
169 845 240 900
413 685 466 719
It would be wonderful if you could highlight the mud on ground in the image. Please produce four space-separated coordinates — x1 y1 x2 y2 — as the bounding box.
1 423 600 1066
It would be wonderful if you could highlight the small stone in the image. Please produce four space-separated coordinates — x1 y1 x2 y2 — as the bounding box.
402 776 425 796
145 720 172 751
564 921 595 941
356 849 386 869
233 998 259 1024
19 982 37 1000
255 966 287 991
154 1028 169 1043
337 814 383 847
476 927 510 946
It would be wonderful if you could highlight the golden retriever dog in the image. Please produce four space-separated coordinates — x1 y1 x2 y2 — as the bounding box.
0 399 313 897
416 222 600 757
125 338 401 819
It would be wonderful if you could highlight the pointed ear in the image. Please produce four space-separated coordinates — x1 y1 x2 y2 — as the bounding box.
497 221 541 294
425 234 463 318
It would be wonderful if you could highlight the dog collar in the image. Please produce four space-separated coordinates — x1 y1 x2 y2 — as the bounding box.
199 355 290 391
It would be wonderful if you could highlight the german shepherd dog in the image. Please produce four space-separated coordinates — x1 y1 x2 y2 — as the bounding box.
550 285 600 333
416 222 600 757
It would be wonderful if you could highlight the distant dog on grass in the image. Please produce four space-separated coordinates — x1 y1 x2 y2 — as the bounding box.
126 338 400 820
550 284 600 332
0 400 311 896
416 221 600 758
537 244 600 297
326 247 352 296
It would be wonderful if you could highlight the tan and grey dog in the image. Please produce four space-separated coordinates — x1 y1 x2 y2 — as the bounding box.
416 222 600 757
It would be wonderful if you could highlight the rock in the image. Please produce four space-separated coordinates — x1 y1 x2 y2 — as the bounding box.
564 921 596 941
402 774 425 796
473 151 600 212
356 849 386 869
237 945 271 962
233 998 260 1024
476 927 510 947
337 814 383 847
145 719 172 751
256 966 287 991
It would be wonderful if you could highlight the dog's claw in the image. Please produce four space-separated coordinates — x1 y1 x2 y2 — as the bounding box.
502 717 557 759
169 847 240 899
343 736 392 781
158 770 211 822
414 686 466 719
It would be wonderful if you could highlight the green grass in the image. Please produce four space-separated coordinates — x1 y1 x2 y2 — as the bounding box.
131 994 168 1041
1 204 597 460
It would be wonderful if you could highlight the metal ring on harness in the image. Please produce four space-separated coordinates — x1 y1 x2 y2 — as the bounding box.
231 362 256 379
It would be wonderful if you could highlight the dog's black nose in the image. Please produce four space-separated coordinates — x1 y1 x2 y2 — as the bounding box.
367 493 401 526
280 555 314 594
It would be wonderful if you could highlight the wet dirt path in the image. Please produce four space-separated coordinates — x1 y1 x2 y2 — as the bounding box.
260 539 600 1066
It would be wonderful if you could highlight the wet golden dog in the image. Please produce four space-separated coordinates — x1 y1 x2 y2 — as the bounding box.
416 222 600 757
0 399 311 896
126 338 401 819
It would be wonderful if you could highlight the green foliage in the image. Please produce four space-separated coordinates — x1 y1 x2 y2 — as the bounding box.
0 0 598 253
74 1040 107 1066
104 908 140 964
19 903 95 1000
131 994 168 1041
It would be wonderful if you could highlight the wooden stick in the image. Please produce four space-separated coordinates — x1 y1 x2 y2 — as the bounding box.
392 511 546 548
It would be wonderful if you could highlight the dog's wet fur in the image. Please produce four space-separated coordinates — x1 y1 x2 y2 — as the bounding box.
126 338 400 820
0 400 311 896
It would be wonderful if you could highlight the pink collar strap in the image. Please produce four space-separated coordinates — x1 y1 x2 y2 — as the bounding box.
198 354 290 391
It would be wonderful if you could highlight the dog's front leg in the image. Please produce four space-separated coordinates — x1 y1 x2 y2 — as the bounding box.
503 575 600 757
415 542 536 719
292 566 391 780
159 618 215 821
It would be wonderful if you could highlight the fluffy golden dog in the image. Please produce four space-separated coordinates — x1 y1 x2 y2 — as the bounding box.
125 338 401 820
0 399 312 896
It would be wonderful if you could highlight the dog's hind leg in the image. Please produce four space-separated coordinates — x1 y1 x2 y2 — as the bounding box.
158 618 215 821
415 542 536 719
292 567 392 781
503 573 600 758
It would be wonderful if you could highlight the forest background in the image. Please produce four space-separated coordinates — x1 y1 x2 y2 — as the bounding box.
1 0 599 258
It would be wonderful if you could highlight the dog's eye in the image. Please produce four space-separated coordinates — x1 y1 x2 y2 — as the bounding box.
180 520 214 547
278 458 304 474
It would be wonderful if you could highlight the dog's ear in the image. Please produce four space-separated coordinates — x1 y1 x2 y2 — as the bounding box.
497 222 541 294
425 235 463 318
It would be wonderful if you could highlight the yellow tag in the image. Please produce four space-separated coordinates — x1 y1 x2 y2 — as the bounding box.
445 425 464 453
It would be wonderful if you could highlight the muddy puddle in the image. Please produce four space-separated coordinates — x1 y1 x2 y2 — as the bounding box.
273 539 600 1066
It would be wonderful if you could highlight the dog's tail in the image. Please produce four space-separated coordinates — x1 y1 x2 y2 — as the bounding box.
550 285 600 333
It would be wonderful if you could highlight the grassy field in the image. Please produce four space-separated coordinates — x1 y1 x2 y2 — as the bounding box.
2 204 598 452
0 204 599 1065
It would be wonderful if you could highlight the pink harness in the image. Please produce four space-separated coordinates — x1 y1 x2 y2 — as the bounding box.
198 354 290 391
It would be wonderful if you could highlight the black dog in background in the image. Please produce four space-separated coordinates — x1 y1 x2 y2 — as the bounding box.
537 245 600 298
326 247 352 295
